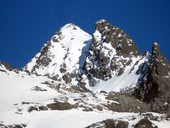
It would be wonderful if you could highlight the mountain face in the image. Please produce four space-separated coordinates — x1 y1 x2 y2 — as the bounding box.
25 23 91 84
84 19 138 80
24 19 170 110
1 20 170 128
25 20 150 92
82 20 144 89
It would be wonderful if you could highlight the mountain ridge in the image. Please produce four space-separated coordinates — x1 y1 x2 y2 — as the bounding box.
0 19 170 128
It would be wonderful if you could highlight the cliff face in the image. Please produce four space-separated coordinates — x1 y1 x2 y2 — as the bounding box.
84 20 141 86
134 43 170 113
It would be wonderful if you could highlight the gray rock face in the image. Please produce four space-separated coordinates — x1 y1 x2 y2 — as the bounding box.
0 61 13 71
0 123 26 128
62 73 73 84
134 118 158 128
85 119 129 128
29 42 53 74
0 61 21 73
134 43 170 113
105 93 150 113
95 20 139 57
84 20 140 82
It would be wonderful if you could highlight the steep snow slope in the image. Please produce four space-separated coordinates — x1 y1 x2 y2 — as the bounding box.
25 23 91 84
89 55 149 92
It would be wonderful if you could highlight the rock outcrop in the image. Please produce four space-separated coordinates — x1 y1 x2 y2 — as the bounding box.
85 119 129 128
134 118 157 128
134 43 170 113
84 19 140 85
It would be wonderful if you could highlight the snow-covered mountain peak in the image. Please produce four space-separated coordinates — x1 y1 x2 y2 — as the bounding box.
51 23 91 44
25 20 147 91
96 19 107 24
57 23 90 37
60 23 79 31
25 24 92 83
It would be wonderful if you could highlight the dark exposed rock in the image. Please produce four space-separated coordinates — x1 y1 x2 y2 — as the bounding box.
21 101 30 105
29 43 52 73
52 36 59 42
84 19 140 82
95 19 139 57
12 125 23 128
82 107 93 112
166 112 170 119
32 86 47 91
133 43 170 113
28 106 38 112
85 119 129 128
50 74 61 81
28 105 48 112
142 113 159 121
60 63 67 73
0 61 13 71
134 118 158 128
70 86 84 93
0 123 4 126
0 124 27 128
0 68 7 73
62 73 72 84
38 105 48 111
105 93 150 113
0 61 21 73
47 101 74 110
60 67 67 73
36 56 52 68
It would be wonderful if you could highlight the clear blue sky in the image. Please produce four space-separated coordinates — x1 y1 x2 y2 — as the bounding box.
0 0 170 67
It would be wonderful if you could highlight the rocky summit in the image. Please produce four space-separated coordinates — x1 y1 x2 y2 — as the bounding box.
0 20 170 128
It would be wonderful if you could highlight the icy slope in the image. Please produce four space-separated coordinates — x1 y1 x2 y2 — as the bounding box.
89 55 149 92
25 23 91 84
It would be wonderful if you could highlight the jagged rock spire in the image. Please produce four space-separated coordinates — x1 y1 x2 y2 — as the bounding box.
94 19 140 57
152 42 160 58
134 42 170 113
84 19 141 83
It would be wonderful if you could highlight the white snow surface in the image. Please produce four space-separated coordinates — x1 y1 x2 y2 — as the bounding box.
93 30 101 42
0 65 169 128
0 68 114 128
